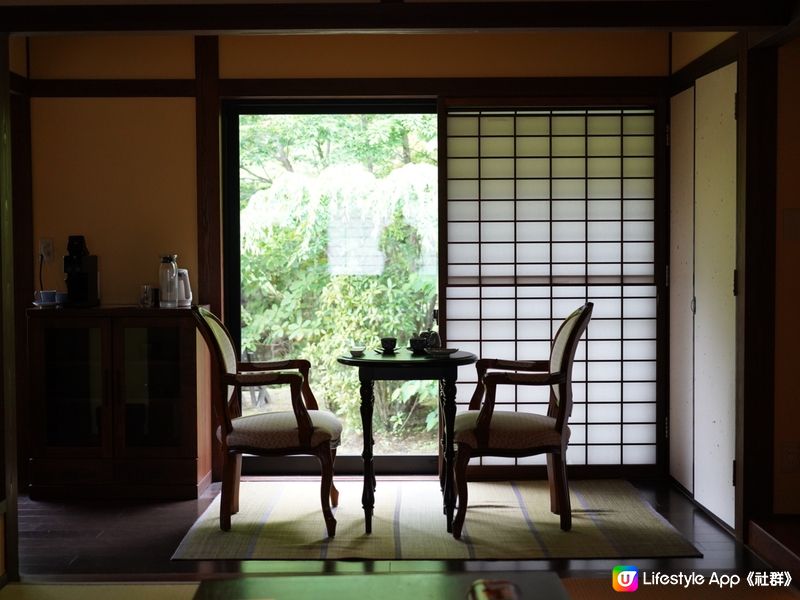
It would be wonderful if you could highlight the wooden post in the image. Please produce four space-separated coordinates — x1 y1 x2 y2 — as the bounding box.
0 33 20 582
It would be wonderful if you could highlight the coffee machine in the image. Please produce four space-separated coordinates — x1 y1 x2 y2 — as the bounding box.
64 235 100 307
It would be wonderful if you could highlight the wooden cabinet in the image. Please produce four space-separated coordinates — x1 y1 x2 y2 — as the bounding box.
27 307 211 500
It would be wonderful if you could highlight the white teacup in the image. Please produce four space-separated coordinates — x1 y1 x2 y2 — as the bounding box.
34 290 57 304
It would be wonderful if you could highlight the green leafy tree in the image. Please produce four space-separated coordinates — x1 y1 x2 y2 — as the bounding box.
239 113 439 452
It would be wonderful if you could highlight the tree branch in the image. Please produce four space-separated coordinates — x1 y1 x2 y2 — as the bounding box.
240 165 272 185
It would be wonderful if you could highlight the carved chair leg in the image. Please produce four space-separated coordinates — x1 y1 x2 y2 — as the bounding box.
546 453 560 515
220 451 238 531
330 448 340 508
552 451 571 531
232 453 242 515
452 443 472 539
317 444 337 538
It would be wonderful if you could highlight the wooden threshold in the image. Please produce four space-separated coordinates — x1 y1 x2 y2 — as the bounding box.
748 518 800 583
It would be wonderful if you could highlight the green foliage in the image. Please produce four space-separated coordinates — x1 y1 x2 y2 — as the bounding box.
239 113 437 206
239 113 439 449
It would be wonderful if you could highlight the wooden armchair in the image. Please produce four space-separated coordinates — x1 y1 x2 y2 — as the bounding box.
192 306 341 537
452 303 593 538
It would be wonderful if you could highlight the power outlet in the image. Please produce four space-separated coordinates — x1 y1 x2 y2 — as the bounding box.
39 238 54 263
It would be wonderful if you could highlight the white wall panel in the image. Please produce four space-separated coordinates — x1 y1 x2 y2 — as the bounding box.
693 62 737 527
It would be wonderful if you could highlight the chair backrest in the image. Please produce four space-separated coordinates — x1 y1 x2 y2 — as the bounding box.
548 303 593 426
192 306 238 433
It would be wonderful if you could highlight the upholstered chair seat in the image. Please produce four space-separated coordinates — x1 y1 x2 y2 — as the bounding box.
226 410 343 450
454 411 567 450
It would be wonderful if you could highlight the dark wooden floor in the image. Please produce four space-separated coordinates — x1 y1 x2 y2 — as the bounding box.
17 477 773 582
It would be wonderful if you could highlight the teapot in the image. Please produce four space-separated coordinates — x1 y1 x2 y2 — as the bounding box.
177 268 193 307
418 329 441 349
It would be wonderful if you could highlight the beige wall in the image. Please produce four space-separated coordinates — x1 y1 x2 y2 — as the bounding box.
28 35 195 79
26 32 669 307
220 32 669 78
774 37 800 514
30 98 197 305
27 34 198 305
671 32 735 73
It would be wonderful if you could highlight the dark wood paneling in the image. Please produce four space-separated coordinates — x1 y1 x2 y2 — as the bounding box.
195 38 222 318
670 33 744 95
735 45 777 542
654 96 670 476
10 89 32 495
9 73 27 96
194 36 224 482
0 32 19 582
23 76 667 105
220 77 668 100
748 3 800 49
28 79 195 98
0 1 791 34
748 518 800 580
436 98 448 346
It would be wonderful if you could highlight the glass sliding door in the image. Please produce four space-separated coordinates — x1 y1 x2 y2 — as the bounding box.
226 103 438 456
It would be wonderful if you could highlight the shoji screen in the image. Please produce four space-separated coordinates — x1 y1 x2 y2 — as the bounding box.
445 108 658 466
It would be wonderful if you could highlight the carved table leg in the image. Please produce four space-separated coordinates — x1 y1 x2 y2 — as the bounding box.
359 371 375 534
441 376 457 532
438 408 445 493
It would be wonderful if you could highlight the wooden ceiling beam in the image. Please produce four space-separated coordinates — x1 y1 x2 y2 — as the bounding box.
1 1 792 35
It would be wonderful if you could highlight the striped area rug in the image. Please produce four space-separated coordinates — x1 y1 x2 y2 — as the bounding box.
172 479 700 560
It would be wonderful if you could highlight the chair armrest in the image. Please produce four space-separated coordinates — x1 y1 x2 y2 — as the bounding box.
226 370 314 445
469 359 550 409
479 358 550 372
239 359 311 372
239 359 320 410
472 371 563 446
484 371 562 386
224 370 303 387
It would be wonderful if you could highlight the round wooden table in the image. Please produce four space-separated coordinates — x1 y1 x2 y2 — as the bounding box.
338 348 477 534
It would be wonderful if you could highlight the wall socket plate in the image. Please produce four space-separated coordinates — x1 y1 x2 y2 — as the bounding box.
39 238 54 262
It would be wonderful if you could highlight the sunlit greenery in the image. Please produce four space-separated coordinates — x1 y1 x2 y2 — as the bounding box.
239 113 439 453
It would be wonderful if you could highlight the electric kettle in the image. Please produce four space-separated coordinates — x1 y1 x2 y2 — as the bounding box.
177 268 193 307
159 254 179 308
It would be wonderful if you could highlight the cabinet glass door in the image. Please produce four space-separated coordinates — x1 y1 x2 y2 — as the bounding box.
118 323 185 453
42 325 106 449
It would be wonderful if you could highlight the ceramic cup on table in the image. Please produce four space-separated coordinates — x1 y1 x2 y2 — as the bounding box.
380 337 397 353
34 290 57 305
409 337 427 354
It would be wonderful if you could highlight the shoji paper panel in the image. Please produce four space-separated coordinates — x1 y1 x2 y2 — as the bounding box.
445 108 657 466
